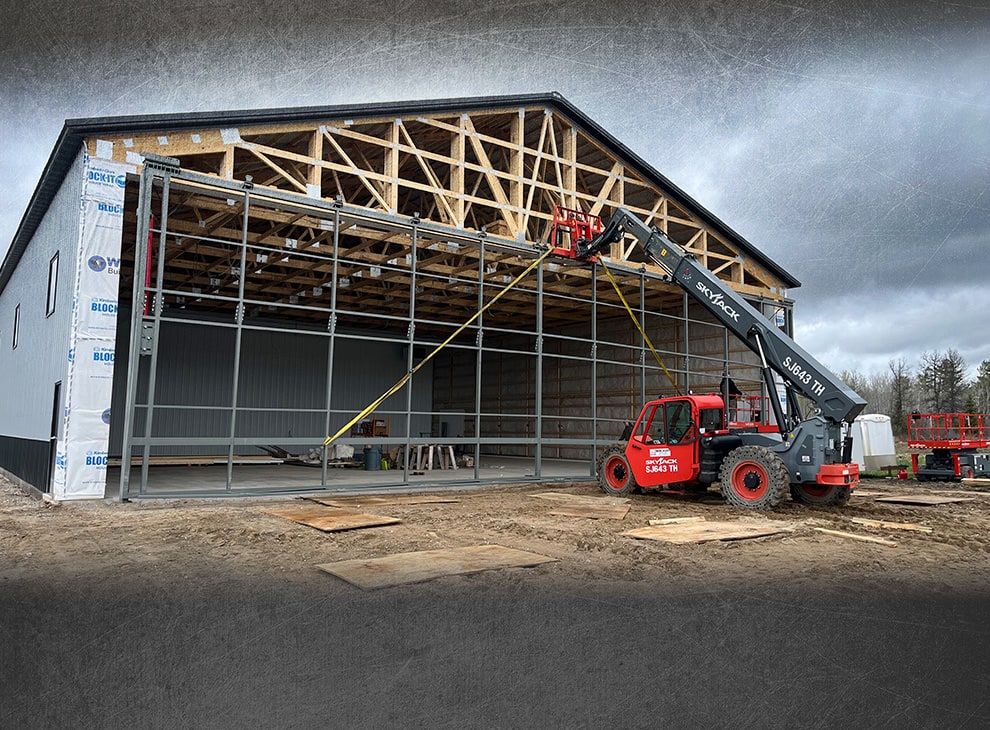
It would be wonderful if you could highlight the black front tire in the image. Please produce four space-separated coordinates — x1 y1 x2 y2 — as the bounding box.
598 445 638 496
718 445 788 510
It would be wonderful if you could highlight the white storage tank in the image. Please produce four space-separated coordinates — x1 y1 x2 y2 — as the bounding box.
850 414 897 471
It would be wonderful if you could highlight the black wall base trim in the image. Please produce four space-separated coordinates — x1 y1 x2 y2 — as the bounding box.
0 434 49 491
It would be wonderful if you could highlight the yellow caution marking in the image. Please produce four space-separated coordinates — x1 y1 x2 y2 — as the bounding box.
599 258 680 395
324 247 555 446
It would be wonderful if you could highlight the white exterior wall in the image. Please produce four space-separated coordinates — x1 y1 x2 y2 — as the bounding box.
0 147 85 441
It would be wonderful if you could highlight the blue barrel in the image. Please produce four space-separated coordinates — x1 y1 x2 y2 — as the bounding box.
363 446 382 471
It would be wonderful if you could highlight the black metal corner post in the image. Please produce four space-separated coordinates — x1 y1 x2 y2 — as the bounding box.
534 254 544 478
402 218 419 483
639 268 647 407
118 163 155 502
320 205 341 488
473 240 485 481
683 291 691 393
590 261 598 477
225 182 252 491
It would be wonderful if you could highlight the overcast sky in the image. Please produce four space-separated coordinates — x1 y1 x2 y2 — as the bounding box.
2 0 987 378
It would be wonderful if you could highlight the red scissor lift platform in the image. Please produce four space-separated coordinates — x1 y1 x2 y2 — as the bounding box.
907 413 990 480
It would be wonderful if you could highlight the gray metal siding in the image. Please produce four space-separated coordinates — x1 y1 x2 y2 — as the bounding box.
0 147 84 440
109 319 433 455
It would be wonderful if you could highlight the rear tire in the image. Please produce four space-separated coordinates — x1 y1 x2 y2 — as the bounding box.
718 446 788 510
598 445 638 496
790 483 852 507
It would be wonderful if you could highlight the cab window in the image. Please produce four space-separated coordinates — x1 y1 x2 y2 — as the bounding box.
666 400 695 444
633 403 664 443
699 408 722 433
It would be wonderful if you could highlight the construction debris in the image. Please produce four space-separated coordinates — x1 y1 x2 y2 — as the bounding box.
549 504 630 520
265 506 400 532
813 527 897 547
622 519 791 545
317 545 557 590
874 495 975 506
849 518 932 533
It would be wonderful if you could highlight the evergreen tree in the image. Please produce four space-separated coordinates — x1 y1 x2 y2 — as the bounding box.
940 349 969 412
973 360 990 413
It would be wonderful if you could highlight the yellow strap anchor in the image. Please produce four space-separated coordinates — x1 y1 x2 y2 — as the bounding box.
324 247 555 446
599 258 681 395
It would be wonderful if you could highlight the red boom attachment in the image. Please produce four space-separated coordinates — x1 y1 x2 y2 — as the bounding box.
549 206 602 259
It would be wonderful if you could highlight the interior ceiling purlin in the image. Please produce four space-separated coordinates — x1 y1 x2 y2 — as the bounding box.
99 103 789 337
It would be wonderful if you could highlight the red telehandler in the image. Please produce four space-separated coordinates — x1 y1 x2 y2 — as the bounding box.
573 207 867 509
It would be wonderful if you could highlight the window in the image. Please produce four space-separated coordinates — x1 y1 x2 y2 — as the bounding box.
665 400 695 444
12 303 19 349
633 403 663 444
46 252 59 317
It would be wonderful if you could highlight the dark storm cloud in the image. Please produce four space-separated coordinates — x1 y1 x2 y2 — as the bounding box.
1 0 987 374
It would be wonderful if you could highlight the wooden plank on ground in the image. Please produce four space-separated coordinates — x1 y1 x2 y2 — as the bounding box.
316 545 557 590
648 516 706 526
306 495 459 508
874 495 975 505
621 520 790 545
814 527 897 547
265 506 401 532
850 517 933 533
961 478 990 487
550 504 630 520
530 491 630 506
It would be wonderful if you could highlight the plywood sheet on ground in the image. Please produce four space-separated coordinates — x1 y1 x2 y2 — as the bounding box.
873 495 976 506
265 506 401 532
550 504 630 520
530 491 630 506
317 545 557 590
622 520 790 545
306 495 459 508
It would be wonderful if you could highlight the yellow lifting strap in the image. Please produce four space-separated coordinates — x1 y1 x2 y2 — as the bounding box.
324 247 555 447
598 258 681 395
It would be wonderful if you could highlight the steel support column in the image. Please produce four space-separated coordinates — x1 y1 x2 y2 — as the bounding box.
225 185 252 490
320 205 342 488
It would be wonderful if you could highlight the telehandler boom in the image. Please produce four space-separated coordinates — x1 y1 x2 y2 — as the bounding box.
576 207 867 508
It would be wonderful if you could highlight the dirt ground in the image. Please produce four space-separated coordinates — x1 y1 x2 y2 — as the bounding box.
3 473 989 591
3 473 990 728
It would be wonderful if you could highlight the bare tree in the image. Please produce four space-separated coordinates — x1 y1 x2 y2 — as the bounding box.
888 358 912 435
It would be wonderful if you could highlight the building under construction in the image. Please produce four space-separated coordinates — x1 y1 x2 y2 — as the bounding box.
0 93 799 500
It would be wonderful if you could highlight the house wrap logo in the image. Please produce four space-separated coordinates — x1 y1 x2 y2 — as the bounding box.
85 450 109 467
97 201 124 215
87 168 127 189
93 347 114 363
90 297 118 315
101 408 111 425
87 255 121 275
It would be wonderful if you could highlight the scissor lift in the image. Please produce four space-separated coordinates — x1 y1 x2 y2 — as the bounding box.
907 413 990 480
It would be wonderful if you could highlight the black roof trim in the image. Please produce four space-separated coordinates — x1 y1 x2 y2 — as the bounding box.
0 92 800 293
